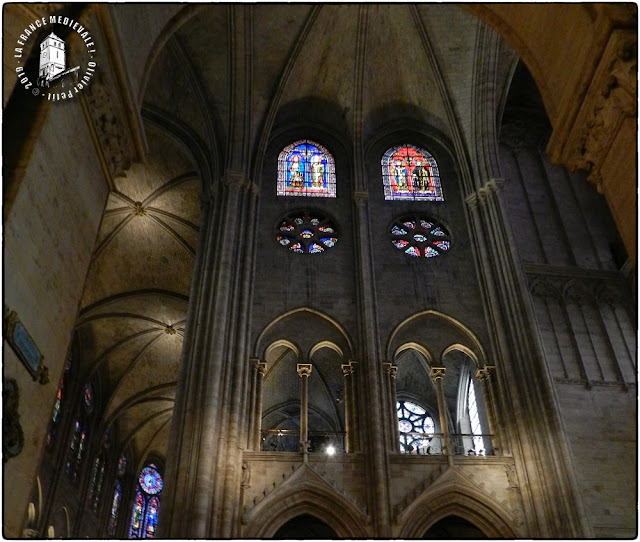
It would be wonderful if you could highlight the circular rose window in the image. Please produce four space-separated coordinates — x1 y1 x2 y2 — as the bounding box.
390 216 451 258
276 212 337 254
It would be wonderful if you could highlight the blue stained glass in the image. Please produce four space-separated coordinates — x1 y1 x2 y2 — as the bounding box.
381 145 444 201
84 382 93 411
277 236 291 246
318 226 334 233
290 243 304 254
320 238 337 248
129 490 144 538
420 220 433 229
277 140 337 198
391 225 407 236
403 221 416 230
279 224 294 232
433 240 450 251
108 482 121 536
405 246 420 258
425 246 439 258
144 497 159 538
300 230 313 239
309 243 324 254
431 227 445 236
413 234 427 242
139 466 163 495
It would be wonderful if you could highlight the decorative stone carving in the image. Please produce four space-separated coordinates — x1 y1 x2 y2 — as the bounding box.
296 363 312 377
3 379 24 462
241 461 251 489
550 29 637 192
429 367 446 380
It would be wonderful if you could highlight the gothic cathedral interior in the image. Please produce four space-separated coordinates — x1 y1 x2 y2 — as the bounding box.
3 4 637 539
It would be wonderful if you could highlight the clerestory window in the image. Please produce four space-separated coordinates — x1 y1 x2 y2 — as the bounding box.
381 144 443 201
277 140 336 197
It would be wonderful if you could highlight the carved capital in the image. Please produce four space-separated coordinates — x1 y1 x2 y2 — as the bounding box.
296 363 312 377
341 364 353 377
222 170 251 190
429 367 446 380
476 365 495 381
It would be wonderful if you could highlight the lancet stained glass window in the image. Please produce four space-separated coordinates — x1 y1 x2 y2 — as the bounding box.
277 140 336 198
382 144 443 201
107 481 121 537
397 400 435 453
65 419 88 483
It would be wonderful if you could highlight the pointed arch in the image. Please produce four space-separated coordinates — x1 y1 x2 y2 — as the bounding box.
397 472 518 538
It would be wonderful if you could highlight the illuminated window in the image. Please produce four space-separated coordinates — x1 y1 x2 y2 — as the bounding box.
107 481 122 537
65 419 88 484
276 212 337 255
45 355 71 448
277 140 336 197
381 144 443 201
129 464 163 539
467 380 484 454
396 400 435 452
390 216 451 258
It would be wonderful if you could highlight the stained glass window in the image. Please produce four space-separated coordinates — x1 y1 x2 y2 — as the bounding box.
84 381 94 412
129 464 163 539
144 497 159 538
467 380 484 454
46 354 71 448
277 140 336 198
276 212 338 255
107 482 121 537
381 144 443 201
390 216 451 258
128 490 145 538
397 400 435 453
65 419 88 483
139 465 163 495
117 454 127 477
89 453 106 511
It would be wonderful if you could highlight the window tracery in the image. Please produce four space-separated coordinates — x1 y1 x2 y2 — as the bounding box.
129 463 163 538
396 400 435 452
276 212 338 254
390 216 451 258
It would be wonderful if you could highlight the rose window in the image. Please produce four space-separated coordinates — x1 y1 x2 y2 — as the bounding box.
390 216 451 258
276 212 337 254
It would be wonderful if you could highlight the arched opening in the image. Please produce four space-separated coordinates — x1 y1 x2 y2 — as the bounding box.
423 515 487 539
273 514 338 539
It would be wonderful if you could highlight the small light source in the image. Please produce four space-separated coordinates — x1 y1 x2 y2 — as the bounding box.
326 445 336 456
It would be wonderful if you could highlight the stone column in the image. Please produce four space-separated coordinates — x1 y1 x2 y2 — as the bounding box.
388 365 399 450
297 363 312 455
382 362 399 451
252 360 267 450
348 361 360 452
429 367 450 459
476 365 500 455
341 363 353 452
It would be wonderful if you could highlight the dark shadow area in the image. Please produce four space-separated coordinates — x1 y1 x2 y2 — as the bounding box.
273 513 338 539
423 515 488 539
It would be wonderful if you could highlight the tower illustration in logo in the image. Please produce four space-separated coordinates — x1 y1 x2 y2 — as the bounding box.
38 32 80 88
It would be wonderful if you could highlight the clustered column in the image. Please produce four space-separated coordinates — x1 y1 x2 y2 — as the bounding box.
297 363 312 455
341 361 359 452
429 367 450 460
382 362 399 451
248 359 267 451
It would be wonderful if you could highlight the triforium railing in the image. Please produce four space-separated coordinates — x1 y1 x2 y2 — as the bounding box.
399 431 496 456
260 429 346 453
